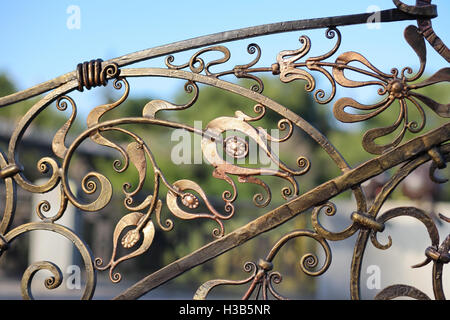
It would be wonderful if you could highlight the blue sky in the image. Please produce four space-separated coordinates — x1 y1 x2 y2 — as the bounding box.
0 0 449 115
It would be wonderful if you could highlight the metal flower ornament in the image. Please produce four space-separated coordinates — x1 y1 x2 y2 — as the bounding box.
332 25 450 154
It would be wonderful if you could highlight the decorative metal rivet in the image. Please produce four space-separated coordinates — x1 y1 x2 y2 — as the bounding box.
224 136 248 159
121 229 141 249
182 193 199 209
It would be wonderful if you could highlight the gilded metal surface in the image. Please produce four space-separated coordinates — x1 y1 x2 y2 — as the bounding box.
0 0 448 300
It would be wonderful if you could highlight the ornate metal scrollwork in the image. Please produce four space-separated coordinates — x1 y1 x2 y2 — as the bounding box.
0 0 448 300
194 230 331 300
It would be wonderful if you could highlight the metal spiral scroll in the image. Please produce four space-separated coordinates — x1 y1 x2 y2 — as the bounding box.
0 222 96 300
194 230 331 300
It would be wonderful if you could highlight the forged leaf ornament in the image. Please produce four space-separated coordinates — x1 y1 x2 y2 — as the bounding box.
166 179 232 238
201 110 310 204
332 25 450 154
95 208 157 283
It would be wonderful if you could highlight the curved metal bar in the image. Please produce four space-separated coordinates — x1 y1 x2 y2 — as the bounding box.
120 67 351 172
0 6 437 108
4 222 97 300
393 0 450 62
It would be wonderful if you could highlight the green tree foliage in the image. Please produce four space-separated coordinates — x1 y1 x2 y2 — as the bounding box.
0 72 84 183
0 73 82 131
0 73 16 96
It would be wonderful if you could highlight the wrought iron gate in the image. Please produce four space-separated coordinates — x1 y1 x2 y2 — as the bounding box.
0 0 448 300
